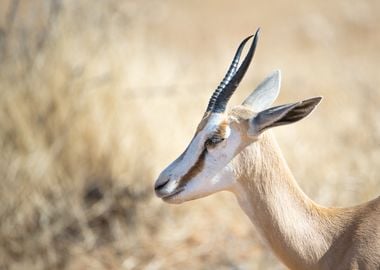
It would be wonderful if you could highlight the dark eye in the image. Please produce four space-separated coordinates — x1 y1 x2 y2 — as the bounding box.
205 136 225 147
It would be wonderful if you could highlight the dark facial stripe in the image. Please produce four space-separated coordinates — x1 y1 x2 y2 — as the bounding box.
178 148 207 188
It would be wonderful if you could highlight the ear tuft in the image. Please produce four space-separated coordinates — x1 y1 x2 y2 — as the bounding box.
242 70 281 112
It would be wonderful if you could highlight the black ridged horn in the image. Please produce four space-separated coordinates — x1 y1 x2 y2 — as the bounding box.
209 28 260 113
206 34 253 112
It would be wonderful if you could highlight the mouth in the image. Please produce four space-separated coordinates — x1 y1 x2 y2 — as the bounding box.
162 188 185 203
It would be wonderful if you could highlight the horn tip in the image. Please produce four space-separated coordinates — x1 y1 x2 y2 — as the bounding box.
253 28 260 42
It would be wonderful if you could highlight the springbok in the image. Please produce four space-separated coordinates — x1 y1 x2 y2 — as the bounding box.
154 29 380 270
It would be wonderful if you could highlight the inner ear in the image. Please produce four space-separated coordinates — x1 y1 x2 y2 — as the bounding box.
248 97 322 136
242 70 281 112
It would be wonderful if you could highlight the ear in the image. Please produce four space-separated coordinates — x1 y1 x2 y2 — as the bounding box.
242 70 281 112
248 97 322 136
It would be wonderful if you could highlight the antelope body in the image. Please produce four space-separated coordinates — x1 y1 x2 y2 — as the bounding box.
154 30 380 270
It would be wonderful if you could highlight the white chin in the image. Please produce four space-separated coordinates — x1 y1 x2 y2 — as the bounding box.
162 195 186 204
162 191 214 204
162 190 187 204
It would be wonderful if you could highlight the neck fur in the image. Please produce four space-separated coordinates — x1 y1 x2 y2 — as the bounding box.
231 132 339 269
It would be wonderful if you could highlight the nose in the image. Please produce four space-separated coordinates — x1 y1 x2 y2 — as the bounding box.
154 176 171 197
154 178 169 191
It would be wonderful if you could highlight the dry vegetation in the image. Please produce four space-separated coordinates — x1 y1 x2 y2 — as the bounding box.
0 0 379 269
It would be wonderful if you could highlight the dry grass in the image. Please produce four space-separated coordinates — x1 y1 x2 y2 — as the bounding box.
0 0 379 269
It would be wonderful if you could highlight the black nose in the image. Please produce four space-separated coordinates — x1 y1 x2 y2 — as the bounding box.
154 179 169 191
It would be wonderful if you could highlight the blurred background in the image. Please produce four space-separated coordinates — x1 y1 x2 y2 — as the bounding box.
0 0 379 269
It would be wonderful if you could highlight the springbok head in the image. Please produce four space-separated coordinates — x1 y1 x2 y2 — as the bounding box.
154 29 321 204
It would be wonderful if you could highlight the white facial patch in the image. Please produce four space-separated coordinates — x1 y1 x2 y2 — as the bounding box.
158 113 226 194
157 112 244 203
179 124 242 198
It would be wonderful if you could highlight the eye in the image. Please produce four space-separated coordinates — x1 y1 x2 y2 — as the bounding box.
205 136 225 147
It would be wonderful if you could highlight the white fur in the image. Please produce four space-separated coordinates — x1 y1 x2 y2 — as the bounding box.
157 113 242 203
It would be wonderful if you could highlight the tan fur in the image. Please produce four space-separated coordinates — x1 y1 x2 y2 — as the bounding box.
158 103 380 269
232 129 380 270
216 120 229 138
